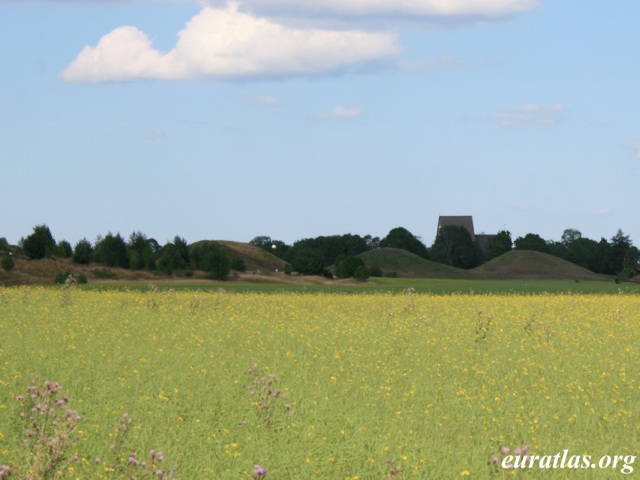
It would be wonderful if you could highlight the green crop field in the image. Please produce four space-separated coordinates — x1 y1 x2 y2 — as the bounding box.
1 286 639 478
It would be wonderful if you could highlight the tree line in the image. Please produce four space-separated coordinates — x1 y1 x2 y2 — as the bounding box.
1 224 638 281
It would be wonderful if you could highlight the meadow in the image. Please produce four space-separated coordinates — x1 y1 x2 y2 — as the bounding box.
1 285 639 478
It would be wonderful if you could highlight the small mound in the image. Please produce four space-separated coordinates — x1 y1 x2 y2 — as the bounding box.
473 250 611 280
359 248 470 278
194 240 287 274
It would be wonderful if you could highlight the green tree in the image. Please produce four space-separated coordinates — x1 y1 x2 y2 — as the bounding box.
561 228 582 246
1 254 14 271
128 231 159 270
55 240 73 258
334 255 365 279
353 265 370 282
621 246 639 279
514 233 550 253
565 237 599 271
94 233 129 268
73 238 94 265
21 224 56 259
610 229 632 275
190 242 230 280
380 227 429 259
430 225 483 269
291 247 325 275
483 230 512 261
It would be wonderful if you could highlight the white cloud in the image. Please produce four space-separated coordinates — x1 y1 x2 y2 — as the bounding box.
205 0 538 18
317 105 363 119
592 207 612 215
492 103 565 127
253 94 283 105
60 4 399 83
622 141 640 160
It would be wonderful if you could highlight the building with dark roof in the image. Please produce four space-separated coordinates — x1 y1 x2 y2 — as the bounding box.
437 216 475 240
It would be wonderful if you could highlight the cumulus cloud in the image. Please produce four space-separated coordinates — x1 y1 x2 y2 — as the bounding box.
204 0 538 18
60 4 399 83
317 105 363 119
492 103 564 127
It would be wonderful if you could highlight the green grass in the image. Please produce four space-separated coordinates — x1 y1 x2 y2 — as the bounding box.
82 277 640 295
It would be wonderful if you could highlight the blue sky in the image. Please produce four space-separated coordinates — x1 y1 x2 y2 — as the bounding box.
1 0 638 248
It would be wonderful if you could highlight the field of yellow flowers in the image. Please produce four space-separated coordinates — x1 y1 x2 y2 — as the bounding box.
1 286 639 478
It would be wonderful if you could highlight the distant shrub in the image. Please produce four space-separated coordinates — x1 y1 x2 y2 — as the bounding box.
77 273 88 284
55 240 73 258
73 238 94 265
1 254 14 271
54 271 72 284
231 257 247 272
284 263 293 275
368 265 383 277
354 266 370 282
385 272 398 278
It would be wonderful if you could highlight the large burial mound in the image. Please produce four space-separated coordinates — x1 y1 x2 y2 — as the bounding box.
359 248 471 279
472 250 612 281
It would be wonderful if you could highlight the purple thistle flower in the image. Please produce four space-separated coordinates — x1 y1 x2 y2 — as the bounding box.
253 464 268 477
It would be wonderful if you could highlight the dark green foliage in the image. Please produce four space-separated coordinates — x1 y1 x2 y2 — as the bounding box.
621 246 640 279
94 233 129 269
203 249 230 281
368 265 383 277
55 240 73 258
285 234 370 271
0 237 9 252
430 225 483 269
561 228 582 246
76 273 88 284
290 247 325 275
564 237 599 271
610 229 632 276
514 233 550 253
54 271 72 284
22 224 56 259
1 254 14 271
284 263 293 275
157 236 190 275
190 242 230 280
353 265 370 282
73 238 94 265
380 227 429 259
483 230 512 261
128 231 160 270
231 257 247 272
334 255 366 279
250 236 290 259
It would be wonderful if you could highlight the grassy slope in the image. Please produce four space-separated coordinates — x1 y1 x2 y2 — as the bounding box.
472 250 612 281
359 248 471 278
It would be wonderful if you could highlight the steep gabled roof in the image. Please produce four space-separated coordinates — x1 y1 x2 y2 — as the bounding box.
437 216 475 240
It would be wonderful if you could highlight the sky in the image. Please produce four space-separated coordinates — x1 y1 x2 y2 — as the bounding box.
1 0 639 249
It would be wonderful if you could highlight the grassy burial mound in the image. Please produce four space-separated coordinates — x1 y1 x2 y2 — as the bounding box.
359 247 471 279
472 250 611 281
201 240 287 274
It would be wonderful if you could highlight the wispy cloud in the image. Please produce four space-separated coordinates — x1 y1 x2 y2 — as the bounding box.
317 105 363 119
204 0 539 19
492 103 564 127
592 207 612 215
253 94 283 106
60 4 399 83
622 141 640 160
